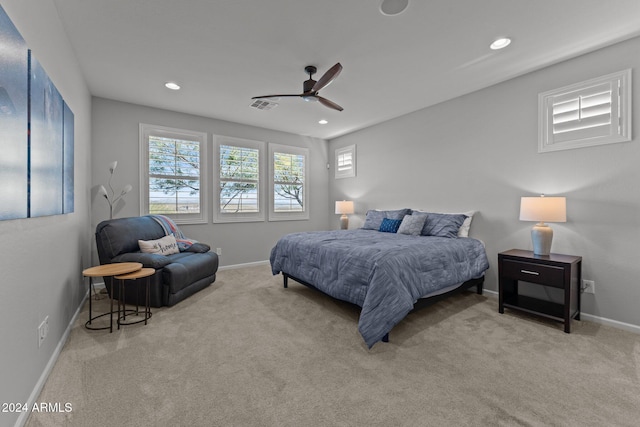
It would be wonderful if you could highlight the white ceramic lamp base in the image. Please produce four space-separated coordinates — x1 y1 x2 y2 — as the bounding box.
531 222 553 256
340 214 349 230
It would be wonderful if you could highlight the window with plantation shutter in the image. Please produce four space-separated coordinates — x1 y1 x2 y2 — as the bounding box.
335 144 356 179
140 124 207 224
213 136 265 223
538 69 631 153
269 143 309 221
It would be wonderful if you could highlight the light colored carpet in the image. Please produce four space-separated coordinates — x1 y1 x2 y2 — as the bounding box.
26 264 640 427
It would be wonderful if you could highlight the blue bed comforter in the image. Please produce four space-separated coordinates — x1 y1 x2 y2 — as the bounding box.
270 229 490 348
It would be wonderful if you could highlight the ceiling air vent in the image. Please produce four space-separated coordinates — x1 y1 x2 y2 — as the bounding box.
249 99 279 110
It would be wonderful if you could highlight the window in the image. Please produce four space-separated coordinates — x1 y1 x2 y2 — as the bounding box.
538 69 632 153
140 124 207 224
335 144 356 179
269 143 309 221
213 136 265 223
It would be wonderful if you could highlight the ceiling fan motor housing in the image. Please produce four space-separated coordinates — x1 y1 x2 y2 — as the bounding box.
303 78 317 93
303 65 317 93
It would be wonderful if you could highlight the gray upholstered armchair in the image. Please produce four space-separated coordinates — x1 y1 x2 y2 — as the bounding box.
95 215 218 307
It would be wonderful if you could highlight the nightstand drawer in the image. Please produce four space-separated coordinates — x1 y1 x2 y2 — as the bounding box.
501 259 565 288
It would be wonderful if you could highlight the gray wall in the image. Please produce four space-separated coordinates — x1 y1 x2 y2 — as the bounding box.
329 36 640 329
91 97 331 267
0 1 92 426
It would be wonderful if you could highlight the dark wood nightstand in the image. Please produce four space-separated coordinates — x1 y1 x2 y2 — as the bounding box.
498 249 582 333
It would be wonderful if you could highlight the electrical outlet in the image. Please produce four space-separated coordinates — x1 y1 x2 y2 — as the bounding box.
38 316 49 348
216 248 222 256
582 280 595 294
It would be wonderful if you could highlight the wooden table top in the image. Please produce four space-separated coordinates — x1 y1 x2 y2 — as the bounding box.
82 263 143 277
114 267 156 280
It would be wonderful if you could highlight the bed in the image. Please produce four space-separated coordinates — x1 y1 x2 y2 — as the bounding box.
270 211 490 348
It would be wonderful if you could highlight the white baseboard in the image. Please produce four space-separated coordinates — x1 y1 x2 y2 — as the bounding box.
481 288 640 334
16 290 89 427
218 260 270 271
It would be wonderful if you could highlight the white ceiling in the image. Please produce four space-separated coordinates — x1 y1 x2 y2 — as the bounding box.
52 0 640 140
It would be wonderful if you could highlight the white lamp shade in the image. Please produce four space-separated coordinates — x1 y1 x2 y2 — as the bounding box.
335 200 354 215
519 196 566 223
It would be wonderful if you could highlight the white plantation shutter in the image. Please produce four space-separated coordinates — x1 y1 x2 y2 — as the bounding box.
140 124 207 224
335 145 356 179
539 70 631 152
269 143 309 221
213 136 265 223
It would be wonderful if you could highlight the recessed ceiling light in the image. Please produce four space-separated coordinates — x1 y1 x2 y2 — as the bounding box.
165 82 181 90
319 119 328 125
380 0 409 16
490 37 511 50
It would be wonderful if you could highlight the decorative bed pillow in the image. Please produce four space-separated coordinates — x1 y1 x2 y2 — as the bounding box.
421 213 467 238
138 234 180 255
362 208 411 230
397 212 428 236
379 218 403 233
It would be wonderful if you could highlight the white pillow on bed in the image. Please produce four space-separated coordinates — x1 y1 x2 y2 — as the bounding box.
457 211 476 237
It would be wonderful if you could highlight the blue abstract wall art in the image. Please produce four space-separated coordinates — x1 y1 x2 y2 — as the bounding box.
0 4 74 220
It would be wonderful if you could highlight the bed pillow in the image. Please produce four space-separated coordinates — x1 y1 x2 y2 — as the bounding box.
362 208 411 230
379 218 403 233
138 234 180 255
457 211 476 237
421 213 467 238
397 212 428 236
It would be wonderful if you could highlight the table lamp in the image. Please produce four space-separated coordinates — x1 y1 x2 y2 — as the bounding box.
335 201 354 230
519 195 566 255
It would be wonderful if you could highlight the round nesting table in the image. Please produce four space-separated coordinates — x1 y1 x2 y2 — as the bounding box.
114 267 155 329
83 262 142 332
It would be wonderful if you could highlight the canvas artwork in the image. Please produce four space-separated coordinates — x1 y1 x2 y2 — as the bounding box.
0 6 28 220
0 5 74 220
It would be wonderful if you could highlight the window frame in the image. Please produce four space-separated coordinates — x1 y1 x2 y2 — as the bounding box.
269 143 309 222
538 69 632 153
213 135 266 223
139 123 208 224
335 144 356 179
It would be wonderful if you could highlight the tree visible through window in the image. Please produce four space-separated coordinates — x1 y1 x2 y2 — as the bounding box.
148 136 201 214
219 145 259 213
269 143 308 221
140 124 207 224
273 151 304 212
213 136 265 223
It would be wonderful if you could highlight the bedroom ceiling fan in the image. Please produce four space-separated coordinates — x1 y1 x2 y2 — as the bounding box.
252 63 344 111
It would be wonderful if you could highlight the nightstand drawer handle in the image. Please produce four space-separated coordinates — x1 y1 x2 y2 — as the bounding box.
520 269 539 275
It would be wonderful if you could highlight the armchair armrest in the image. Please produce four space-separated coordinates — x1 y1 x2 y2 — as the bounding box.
111 252 172 269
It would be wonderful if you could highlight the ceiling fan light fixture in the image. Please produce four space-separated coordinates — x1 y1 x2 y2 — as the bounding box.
490 37 511 50
380 0 409 16
302 95 318 102
164 82 181 90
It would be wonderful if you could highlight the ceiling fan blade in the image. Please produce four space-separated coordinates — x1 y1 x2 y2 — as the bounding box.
251 94 302 99
311 63 343 93
317 96 343 112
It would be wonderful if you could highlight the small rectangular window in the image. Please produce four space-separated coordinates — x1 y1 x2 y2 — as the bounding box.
335 144 356 179
538 69 632 152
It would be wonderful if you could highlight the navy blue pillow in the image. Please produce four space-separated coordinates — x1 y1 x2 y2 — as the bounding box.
362 208 411 230
379 218 403 233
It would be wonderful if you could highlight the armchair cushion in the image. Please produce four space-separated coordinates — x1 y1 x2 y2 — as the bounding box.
112 252 173 269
